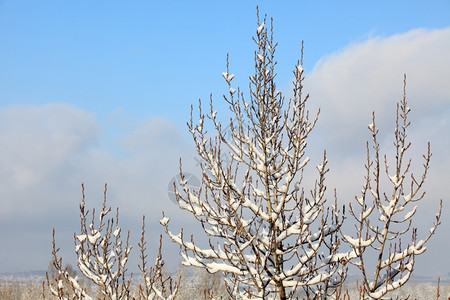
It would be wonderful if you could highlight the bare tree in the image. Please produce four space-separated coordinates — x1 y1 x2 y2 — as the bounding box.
343 75 442 299
161 11 349 300
46 184 179 300
174 264 228 300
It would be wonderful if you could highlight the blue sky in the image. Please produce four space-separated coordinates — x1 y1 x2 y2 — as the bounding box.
1 1 449 124
0 1 449 279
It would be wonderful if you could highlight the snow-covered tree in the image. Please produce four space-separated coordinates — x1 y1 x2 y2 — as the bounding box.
161 12 348 300
46 184 179 300
343 75 442 299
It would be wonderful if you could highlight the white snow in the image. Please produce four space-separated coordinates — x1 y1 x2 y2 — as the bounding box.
316 161 327 173
221 72 228 80
222 72 235 83
344 235 375 248
206 262 242 275
256 22 265 34
87 232 101 244
403 205 417 220
120 257 128 268
277 184 287 193
403 193 412 202
389 174 399 185
113 227 121 238
77 234 87 243
160 216 170 226
361 206 374 221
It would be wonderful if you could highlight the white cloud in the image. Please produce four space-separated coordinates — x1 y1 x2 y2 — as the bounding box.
0 103 194 272
0 103 99 218
306 27 450 141
304 27 450 277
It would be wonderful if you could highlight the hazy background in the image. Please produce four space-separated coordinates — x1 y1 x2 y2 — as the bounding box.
0 1 449 278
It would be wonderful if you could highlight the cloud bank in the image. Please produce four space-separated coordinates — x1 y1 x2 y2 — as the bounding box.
0 103 194 272
0 27 448 276
305 27 450 277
